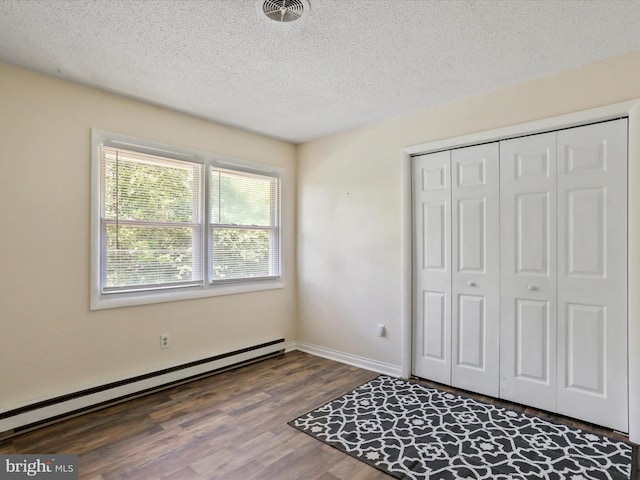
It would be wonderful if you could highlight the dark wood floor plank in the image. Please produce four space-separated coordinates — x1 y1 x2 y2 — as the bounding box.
329 455 395 480
159 466 201 480
1 350 636 479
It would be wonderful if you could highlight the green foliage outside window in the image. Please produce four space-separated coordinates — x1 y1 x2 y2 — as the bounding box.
103 153 201 289
102 148 279 291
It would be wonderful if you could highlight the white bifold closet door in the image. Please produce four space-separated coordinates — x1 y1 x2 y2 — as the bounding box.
413 119 627 432
499 132 558 412
412 150 452 384
500 119 628 431
555 120 628 432
451 144 500 397
412 144 500 396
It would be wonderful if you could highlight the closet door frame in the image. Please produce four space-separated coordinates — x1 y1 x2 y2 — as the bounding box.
402 99 640 444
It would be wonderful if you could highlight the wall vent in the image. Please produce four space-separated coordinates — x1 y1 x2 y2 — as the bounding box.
259 0 310 23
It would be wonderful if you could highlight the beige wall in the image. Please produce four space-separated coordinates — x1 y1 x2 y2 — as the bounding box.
297 49 640 368
0 63 297 410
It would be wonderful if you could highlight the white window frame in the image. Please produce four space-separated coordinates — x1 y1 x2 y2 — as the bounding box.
90 129 285 310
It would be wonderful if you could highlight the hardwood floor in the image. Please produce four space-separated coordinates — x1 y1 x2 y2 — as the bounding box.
1 351 637 479
0 351 386 479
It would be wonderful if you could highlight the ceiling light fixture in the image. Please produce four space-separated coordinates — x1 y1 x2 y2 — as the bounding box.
258 0 310 23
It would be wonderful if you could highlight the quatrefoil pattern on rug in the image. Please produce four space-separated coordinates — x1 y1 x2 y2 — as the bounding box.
290 376 637 480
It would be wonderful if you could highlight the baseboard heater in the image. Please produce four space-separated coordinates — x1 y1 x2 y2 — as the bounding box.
0 338 285 439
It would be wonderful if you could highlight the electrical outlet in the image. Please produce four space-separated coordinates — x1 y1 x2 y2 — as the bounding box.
160 334 170 349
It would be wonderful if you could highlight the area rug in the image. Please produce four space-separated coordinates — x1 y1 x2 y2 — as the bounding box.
289 375 637 480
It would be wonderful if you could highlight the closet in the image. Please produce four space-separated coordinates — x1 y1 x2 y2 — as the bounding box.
412 119 628 432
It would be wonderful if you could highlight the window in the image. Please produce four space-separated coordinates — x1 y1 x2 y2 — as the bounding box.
210 168 280 282
101 147 204 292
91 130 283 309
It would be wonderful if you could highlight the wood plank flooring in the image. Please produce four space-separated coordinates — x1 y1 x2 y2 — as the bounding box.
0 351 385 479
1 351 637 479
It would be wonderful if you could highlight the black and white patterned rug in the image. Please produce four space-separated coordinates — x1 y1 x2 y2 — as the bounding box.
289 375 637 480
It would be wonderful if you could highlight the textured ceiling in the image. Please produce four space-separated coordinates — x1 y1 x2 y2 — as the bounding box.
1 0 640 143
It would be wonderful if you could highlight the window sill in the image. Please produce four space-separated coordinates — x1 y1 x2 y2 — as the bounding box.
90 279 284 310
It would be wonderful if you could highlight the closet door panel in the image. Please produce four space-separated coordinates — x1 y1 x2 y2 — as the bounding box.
457 294 485 368
556 119 628 432
516 192 550 273
422 291 446 360
500 132 557 412
451 143 499 396
412 151 452 383
515 299 550 382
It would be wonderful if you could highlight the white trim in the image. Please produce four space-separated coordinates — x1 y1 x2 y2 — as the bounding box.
627 102 640 444
401 100 640 443
400 150 413 379
293 342 402 377
403 100 635 156
283 341 299 353
93 280 285 310
0 340 284 433
90 128 286 310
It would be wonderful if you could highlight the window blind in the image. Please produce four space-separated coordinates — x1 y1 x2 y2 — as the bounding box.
101 146 204 292
209 167 280 282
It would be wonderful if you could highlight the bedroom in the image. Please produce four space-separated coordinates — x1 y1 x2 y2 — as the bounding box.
1 1 640 478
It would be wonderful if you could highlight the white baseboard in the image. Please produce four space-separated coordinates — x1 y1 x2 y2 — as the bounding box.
291 341 402 377
0 339 285 435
